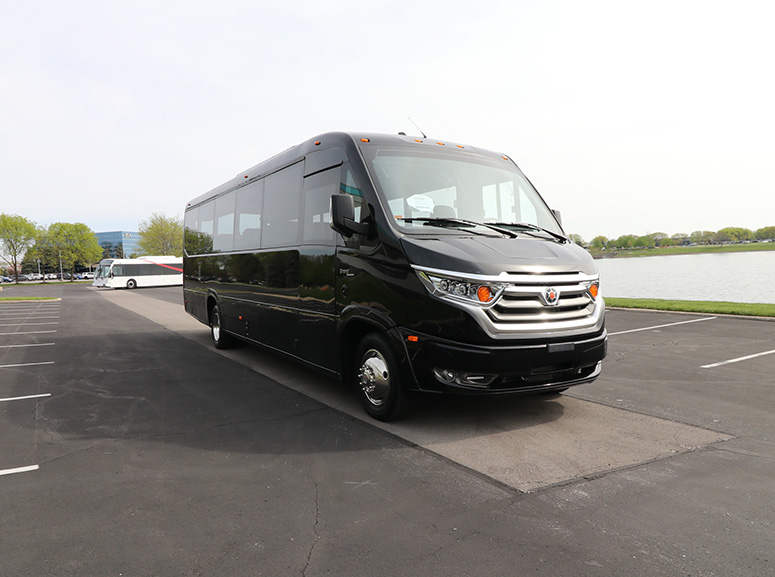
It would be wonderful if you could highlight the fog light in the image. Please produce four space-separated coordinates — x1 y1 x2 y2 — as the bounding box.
460 373 497 387
434 368 497 387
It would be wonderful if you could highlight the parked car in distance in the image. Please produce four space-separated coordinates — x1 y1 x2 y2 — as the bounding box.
0 276 12 283
27 273 43 281
44 273 58 280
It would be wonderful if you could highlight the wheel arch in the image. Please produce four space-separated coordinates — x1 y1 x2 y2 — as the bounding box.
206 290 220 323
337 316 419 392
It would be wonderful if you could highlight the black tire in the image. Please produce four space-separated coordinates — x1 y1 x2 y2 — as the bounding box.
126 279 137 289
210 304 235 350
355 333 415 421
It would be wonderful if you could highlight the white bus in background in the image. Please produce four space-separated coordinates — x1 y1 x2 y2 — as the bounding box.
92 256 183 289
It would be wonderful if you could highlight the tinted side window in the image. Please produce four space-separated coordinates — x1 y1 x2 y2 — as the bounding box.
234 180 263 251
302 167 337 244
213 191 236 252
184 207 199 255
184 202 215 255
263 162 302 248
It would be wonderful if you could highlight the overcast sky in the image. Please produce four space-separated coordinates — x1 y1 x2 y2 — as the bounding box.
2 0 773 242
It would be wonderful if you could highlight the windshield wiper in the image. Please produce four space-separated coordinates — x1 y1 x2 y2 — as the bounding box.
485 222 568 243
398 217 518 238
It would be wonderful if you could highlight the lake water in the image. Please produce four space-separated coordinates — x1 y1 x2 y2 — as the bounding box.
595 251 775 304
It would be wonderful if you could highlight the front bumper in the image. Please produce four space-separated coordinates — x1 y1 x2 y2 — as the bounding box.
397 327 607 395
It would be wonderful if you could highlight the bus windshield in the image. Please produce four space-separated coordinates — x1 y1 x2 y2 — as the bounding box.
95 260 113 279
360 147 564 238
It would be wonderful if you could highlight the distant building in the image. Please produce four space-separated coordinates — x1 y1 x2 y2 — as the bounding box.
95 231 140 258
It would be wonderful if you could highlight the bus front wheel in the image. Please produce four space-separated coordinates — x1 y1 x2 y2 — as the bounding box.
126 279 137 289
355 333 415 422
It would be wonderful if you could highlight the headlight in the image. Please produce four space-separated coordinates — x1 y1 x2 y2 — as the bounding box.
416 271 505 306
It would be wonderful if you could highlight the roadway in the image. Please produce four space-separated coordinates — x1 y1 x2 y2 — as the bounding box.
1 283 772 576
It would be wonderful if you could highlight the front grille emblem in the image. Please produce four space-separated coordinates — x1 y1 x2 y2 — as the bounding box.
543 287 560 306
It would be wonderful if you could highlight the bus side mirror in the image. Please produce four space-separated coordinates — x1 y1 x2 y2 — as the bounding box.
552 209 563 226
331 194 368 237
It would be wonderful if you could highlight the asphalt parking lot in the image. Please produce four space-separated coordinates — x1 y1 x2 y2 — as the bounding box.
1 283 773 576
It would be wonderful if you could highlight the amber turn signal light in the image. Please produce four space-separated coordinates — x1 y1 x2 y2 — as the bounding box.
477 286 493 302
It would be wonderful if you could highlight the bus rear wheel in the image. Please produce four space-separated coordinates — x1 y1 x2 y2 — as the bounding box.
210 304 234 350
126 279 137 289
355 333 415 422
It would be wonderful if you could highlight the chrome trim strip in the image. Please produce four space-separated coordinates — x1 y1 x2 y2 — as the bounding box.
411 264 598 285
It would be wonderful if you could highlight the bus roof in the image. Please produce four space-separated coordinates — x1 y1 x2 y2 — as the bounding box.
185 132 502 210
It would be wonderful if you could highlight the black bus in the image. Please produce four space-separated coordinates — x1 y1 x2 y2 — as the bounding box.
183 132 606 421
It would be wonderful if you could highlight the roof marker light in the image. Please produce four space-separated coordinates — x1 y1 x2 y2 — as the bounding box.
360 138 370 142
314 141 321 146
437 142 445 146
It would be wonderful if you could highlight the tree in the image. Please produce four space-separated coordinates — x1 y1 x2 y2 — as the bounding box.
46 222 103 279
589 236 608 250
137 213 183 256
754 226 775 241
714 227 753 243
568 233 585 246
21 231 49 275
611 234 638 249
26 227 62 279
635 235 655 248
690 230 714 244
0 214 37 282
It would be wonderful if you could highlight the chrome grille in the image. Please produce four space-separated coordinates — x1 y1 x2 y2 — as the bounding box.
486 273 596 325
411 264 604 339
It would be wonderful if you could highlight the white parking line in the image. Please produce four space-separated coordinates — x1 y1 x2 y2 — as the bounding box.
609 317 716 336
0 361 55 369
0 317 60 322
0 393 52 402
701 349 775 369
0 330 57 336
0 465 39 476
0 343 55 349
0 322 59 326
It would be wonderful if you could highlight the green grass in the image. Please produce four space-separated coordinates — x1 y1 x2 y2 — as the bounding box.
0 296 60 301
606 297 775 317
590 242 775 259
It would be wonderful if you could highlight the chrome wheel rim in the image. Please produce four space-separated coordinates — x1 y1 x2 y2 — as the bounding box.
212 311 221 342
358 349 390 407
